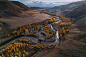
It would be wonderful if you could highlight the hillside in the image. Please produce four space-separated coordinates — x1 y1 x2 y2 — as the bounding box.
0 1 86 57
11 1 31 11
52 1 86 11
65 4 86 21
74 17 86 31
0 1 31 18
39 1 86 16
0 1 52 38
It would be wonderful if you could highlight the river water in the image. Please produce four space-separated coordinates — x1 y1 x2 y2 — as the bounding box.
34 19 61 44
26 18 61 44
0 18 61 48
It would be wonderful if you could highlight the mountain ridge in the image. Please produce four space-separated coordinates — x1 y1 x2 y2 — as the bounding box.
65 3 86 21
52 1 86 11
0 1 31 18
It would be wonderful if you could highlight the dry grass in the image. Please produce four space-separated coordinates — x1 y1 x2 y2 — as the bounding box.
0 10 52 29
74 17 86 32
0 10 52 45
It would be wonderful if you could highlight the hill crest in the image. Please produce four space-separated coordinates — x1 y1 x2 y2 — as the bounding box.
0 1 31 18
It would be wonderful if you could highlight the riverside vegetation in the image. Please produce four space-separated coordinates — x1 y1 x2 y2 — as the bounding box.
0 14 72 57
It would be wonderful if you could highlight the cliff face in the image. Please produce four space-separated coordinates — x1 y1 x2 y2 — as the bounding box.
0 1 31 18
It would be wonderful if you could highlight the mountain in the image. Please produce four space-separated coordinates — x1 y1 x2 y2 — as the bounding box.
44 1 86 16
39 1 86 16
0 1 31 18
11 1 31 11
65 4 86 21
52 1 86 11
27 1 69 7
30 7 44 10
64 1 86 32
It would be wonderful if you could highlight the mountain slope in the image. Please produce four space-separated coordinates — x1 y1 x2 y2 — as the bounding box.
42 1 86 16
11 1 31 11
74 17 86 31
65 4 86 21
0 1 31 18
52 1 86 11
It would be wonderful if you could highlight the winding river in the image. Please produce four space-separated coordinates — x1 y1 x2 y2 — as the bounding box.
26 23 60 44
41 23 60 44
31 18 61 44
0 18 61 48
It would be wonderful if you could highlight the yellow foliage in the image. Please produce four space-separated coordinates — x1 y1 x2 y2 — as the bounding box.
23 54 25 57
59 29 65 34
18 55 20 57
2 49 5 52
23 50 26 53
59 34 62 38
8 34 10 37
58 15 63 19
66 29 69 32
19 39 28 41
65 26 67 29
53 19 55 22
62 27 64 29
68 22 71 25
26 52 28 55
61 22 69 26
15 56 17 57
12 30 17 35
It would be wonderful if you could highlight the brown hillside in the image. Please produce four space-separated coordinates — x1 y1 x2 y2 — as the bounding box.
74 17 86 31
11 1 31 11
65 4 86 21
0 1 31 18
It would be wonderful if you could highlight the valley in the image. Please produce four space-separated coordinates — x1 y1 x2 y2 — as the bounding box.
0 0 86 57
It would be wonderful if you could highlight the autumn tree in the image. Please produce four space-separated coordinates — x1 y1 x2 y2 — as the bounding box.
12 30 17 36
59 34 62 38
68 22 71 25
8 34 10 37
66 29 69 34
59 28 65 36
65 26 67 29
58 15 63 19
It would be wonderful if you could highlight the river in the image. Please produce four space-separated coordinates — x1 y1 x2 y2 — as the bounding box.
0 18 61 48
37 18 61 44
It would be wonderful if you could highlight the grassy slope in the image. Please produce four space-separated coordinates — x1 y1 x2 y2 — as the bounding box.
0 11 52 29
